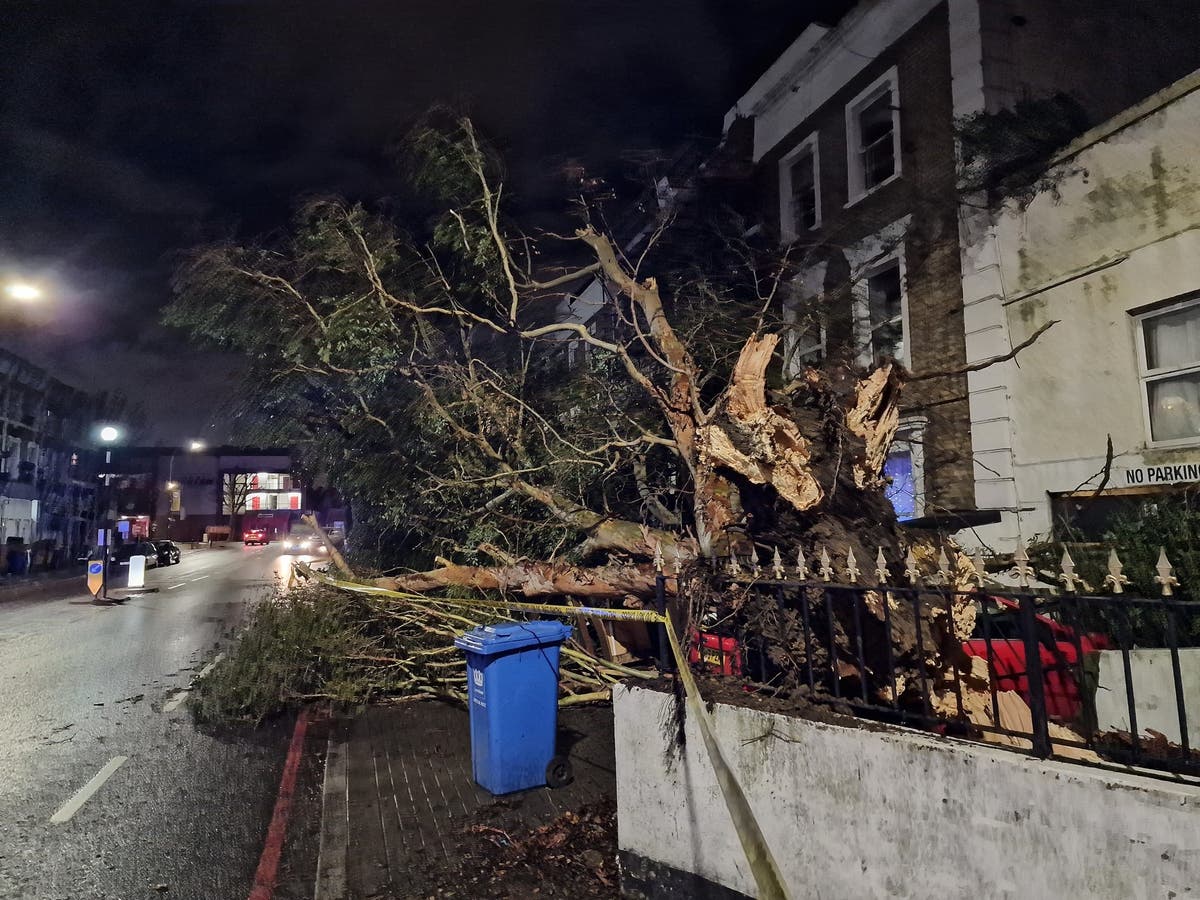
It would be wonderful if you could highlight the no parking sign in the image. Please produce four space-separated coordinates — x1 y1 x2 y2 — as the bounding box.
87 560 104 598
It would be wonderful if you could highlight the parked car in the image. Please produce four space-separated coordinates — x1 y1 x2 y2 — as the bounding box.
962 596 1110 721
243 528 269 546
108 541 160 570
152 540 182 566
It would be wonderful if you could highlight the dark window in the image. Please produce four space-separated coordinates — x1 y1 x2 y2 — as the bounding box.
867 263 904 364
858 90 896 189
790 148 818 231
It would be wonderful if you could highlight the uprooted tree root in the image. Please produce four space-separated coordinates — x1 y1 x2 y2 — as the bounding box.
190 582 651 725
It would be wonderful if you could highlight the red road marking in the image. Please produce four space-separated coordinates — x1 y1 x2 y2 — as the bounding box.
248 707 311 900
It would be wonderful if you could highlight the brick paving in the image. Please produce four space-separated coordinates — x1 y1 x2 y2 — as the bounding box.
339 700 615 898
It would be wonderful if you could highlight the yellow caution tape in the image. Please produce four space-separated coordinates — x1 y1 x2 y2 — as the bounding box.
299 564 791 900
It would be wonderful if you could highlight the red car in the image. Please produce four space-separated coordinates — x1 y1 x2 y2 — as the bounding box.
243 528 269 546
962 597 1109 721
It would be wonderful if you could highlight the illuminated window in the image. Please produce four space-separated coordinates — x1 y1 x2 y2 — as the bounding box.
885 420 925 521
1136 298 1200 445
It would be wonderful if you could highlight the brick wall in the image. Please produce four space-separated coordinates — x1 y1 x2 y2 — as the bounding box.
755 3 975 513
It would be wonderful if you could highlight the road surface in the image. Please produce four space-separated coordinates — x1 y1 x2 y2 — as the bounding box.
0 544 324 900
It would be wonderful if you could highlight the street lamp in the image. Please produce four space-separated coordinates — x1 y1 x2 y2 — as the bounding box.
99 425 121 443
188 440 206 452
4 282 42 302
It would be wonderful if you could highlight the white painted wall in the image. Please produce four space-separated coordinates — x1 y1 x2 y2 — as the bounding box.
1095 648 1200 748
959 72 1200 551
615 684 1200 899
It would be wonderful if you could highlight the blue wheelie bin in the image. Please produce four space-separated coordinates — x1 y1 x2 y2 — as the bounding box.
454 620 573 795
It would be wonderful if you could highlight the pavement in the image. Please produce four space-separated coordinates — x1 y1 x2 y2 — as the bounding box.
313 701 617 899
0 543 327 900
0 567 87 604
0 543 619 899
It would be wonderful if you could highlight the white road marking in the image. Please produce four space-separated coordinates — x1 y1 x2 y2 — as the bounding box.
168 583 186 590
314 733 349 900
190 575 209 582
50 756 128 824
162 653 225 713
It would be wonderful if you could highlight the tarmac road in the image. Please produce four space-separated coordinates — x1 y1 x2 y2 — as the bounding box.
0 544 323 900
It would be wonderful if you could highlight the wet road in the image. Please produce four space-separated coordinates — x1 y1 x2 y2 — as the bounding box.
0 545 320 900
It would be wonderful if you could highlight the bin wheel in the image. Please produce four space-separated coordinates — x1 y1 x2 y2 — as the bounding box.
546 755 574 789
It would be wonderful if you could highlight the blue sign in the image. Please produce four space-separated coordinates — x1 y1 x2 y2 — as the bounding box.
88 562 103 575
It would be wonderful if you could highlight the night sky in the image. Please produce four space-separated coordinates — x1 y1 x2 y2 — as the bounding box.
0 0 848 443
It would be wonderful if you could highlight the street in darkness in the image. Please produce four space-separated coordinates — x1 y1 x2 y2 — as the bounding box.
0 546 322 900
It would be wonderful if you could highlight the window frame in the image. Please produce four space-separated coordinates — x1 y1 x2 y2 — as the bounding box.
844 66 902 206
1134 296 1200 448
778 131 822 242
853 251 910 369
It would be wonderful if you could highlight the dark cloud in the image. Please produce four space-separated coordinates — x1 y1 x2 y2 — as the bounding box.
0 0 848 442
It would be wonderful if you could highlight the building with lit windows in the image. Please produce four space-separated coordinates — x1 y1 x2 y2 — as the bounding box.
105 446 305 542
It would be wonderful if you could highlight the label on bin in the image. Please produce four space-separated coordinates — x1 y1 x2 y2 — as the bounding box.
470 668 486 709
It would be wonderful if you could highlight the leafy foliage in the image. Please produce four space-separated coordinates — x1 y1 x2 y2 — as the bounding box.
166 116 800 572
190 586 390 723
957 92 1092 205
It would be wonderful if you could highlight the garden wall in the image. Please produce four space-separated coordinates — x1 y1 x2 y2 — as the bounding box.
613 684 1200 899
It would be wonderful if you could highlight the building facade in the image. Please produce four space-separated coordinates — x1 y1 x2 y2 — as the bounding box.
0 348 101 562
107 447 302 543
960 70 1200 549
724 0 1200 530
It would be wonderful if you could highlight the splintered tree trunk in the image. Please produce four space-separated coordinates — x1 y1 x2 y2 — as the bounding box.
694 334 824 554
374 334 907 605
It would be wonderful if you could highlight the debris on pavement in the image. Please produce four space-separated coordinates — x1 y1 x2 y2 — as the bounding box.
406 800 617 899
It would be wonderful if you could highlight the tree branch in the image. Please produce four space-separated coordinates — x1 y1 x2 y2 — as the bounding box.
909 319 1059 382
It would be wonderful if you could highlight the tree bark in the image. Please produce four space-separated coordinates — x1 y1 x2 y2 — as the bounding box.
378 560 670 600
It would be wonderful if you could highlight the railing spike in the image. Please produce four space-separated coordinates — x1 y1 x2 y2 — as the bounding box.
1104 548 1129 594
751 546 762 578
652 540 664 573
844 547 860 584
874 547 890 585
772 546 785 580
904 547 920 585
1013 542 1033 589
673 557 683 577
727 551 741 578
796 546 809 581
1058 547 1080 593
971 549 988 586
936 547 951 584
1154 546 1179 597
818 546 833 582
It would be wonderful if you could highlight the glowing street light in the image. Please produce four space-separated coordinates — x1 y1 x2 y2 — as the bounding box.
99 425 121 443
166 480 180 491
4 282 42 302
188 440 206 452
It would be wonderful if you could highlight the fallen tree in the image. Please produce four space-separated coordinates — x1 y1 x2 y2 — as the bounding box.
168 113 1007 708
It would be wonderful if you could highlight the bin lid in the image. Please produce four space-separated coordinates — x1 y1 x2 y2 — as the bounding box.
453 620 573 656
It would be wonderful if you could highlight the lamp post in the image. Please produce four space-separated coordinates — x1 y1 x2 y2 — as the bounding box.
92 424 123 601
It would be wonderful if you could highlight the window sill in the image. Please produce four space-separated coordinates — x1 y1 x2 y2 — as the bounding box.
779 222 824 245
844 172 902 209
1144 437 1200 451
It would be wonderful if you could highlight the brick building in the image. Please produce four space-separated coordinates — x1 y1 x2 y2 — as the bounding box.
722 0 1200 530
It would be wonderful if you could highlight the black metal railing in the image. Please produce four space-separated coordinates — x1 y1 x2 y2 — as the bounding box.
654 570 1200 780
